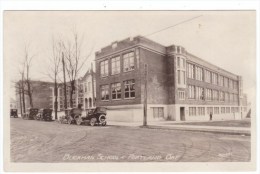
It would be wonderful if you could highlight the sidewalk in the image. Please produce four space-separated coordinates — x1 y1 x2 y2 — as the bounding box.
108 120 251 136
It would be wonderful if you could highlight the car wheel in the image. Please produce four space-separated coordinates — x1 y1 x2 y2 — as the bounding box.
90 118 97 126
68 117 72 125
76 117 82 126
101 121 107 126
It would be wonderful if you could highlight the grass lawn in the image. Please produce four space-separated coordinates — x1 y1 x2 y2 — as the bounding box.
169 119 251 127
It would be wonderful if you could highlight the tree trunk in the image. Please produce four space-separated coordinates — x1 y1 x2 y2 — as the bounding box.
18 85 23 115
70 80 75 108
28 82 33 107
62 54 67 109
21 79 26 113
54 77 58 120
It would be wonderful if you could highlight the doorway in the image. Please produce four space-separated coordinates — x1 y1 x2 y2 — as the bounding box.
180 107 185 121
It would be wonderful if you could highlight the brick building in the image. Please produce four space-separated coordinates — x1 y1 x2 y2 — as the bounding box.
95 36 248 122
16 80 54 114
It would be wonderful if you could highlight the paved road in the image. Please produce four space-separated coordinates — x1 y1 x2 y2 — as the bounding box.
10 118 251 162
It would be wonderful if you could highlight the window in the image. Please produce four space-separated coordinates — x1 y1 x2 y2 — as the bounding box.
182 71 186 84
198 107 205 115
219 75 224 86
230 93 234 102
153 107 164 118
111 83 121 100
178 91 185 100
178 70 186 85
214 107 219 114
187 63 195 79
205 70 211 83
87 82 91 92
219 91 224 101
234 81 238 89
212 73 218 85
226 107 230 113
189 107 196 116
84 83 87 93
195 66 203 81
229 79 234 89
182 58 185 68
205 88 212 100
196 86 204 100
221 107 225 114
178 70 180 84
101 85 109 101
224 77 229 87
78 84 83 93
188 85 195 99
111 56 120 75
234 94 238 102
225 92 229 102
177 57 180 67
212 90 219 101
124 79 135 98
100 60 109 77
123 52 135 72
207 107 213 115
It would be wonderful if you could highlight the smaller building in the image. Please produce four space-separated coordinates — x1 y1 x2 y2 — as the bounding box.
78 70 96 109
52 70 96 111
16 80 54 113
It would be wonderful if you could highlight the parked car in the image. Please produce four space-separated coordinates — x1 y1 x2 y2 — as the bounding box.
22 108 39 120
59 108 83 125
34 108 53 121
10 109 18 118
76 107 107 126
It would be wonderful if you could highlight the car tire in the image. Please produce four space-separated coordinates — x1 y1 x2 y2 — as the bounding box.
101 121 107 126
90 118 97 126
99 115 106 122
76 116 82 126
68 117 73 125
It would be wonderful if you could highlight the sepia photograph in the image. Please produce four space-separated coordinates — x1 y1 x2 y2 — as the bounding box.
2 7 257 172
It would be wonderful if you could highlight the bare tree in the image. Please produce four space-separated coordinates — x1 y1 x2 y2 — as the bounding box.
13 78 25 115
62 31 92 108
44 37 63 120
23 44 35 108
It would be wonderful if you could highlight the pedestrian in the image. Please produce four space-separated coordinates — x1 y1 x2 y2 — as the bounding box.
209 112 213 121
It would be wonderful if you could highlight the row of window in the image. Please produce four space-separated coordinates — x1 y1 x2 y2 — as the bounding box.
189 106 240 116
187 63 238 89
100 52 135 77
186 85 239 102
100 79 135 101
78 82 93 93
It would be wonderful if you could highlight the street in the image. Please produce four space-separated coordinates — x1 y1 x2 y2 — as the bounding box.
11 118 251 162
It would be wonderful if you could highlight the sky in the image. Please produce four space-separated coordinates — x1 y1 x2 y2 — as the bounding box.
4 11 256 102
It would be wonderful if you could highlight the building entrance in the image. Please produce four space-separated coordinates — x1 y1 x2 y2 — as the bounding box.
180 107 185 121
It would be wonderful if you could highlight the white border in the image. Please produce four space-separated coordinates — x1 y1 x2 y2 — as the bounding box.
0 0 259 174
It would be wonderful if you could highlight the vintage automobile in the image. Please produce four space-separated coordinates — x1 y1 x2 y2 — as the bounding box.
22 108 39 120
10 109 18 118
59 108 83 125
34 108 53 121
76 107 107 126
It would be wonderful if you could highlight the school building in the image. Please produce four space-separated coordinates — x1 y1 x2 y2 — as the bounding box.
95 36 248 122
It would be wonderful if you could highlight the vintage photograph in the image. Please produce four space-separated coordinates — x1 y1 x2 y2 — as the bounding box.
3 10 256 171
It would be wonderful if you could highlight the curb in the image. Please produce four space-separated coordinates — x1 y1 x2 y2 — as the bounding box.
140 125 251 136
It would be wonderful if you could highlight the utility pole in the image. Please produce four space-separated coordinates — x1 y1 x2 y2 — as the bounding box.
143 64 148 126
91 63 95 107
62 52 67 109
